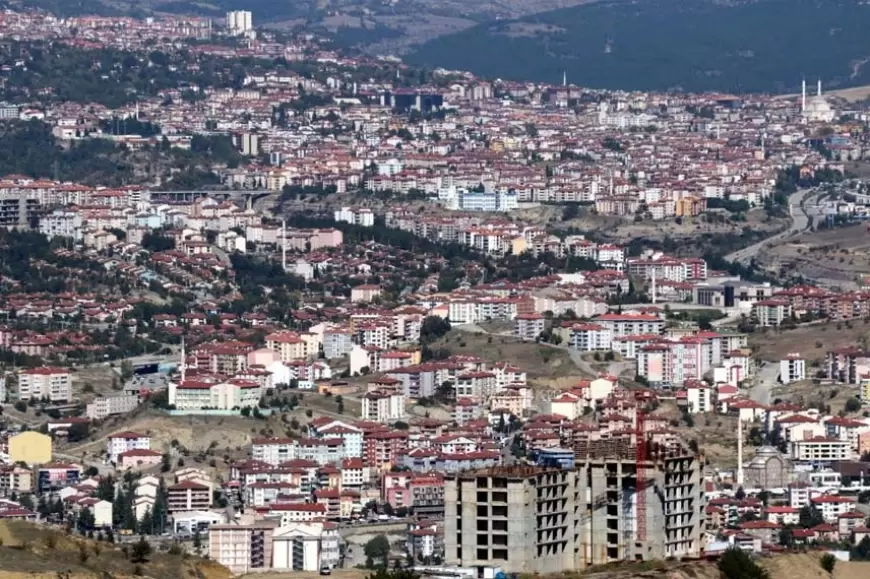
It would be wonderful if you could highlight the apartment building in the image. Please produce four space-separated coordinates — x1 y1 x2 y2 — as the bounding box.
569 323 613 351
106 431 151 464
361 389 405 423
780 353 806 384
792 437 851 463
593 313 665 337
168 379 263 411
751 299 792 327
445 447 704 574
210 522 276 574
253 437 297 466
827 347 870 385
17 367 72 402
445 466 579 574
272 522 341 571
0 465 33 496
334 207 374 227
86 393 139 420
514 314 546 341
167 480 212 512
265 332 308 361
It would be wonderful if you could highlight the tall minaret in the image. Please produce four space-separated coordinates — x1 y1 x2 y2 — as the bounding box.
180 337 186 383
817 79 822 97
562 70 567 87
801 78 807 112
736 417 744 487
281 219 287 271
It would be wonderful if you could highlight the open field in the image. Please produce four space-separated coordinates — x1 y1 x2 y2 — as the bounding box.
516 205 786 246
771 379 860 416
748 321 870 362
664 404 740 468
757 223 870 287
434 329 583 388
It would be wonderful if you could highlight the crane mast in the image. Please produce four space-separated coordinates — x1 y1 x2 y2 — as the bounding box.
635 410 647 543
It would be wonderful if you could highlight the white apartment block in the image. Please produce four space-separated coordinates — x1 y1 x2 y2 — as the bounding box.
107 431 151 463
448 299 518 325
226 10 252 34
685 383 711 414
334 207 374 227
17 367 73 402
514 314 545 341
792 437 851 463
169 379 264 412
594 313 664 337
39 209 83 241
569 324 613 351
86 394 140 420
253 438 298 466
361 390 405 423
780 353 806 384
751 300 792 327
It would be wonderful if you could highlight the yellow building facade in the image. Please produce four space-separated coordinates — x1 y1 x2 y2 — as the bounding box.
8 431 52 465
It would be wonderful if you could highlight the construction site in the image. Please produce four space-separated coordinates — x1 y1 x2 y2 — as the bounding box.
443 429 704 574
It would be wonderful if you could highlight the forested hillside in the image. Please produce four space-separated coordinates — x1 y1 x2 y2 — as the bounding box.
407 0 870 93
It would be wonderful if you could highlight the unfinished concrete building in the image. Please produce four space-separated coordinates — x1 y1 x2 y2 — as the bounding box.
445 466 579 574
575 437 705 565
444 439 704 574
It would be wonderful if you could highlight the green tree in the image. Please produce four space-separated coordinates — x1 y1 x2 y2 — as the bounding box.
18 494 34 510
799 504 825 528
131 536 152 563
779 525 794 548
364 534 391 568
846 397 862 413
820 553 836 574
853 535 870 560
420 316 451 344
77 508 96 532
717 547 770 579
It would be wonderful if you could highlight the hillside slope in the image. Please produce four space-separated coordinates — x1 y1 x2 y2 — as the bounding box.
580 554 870 579
0 520 231 579
407 0 870 93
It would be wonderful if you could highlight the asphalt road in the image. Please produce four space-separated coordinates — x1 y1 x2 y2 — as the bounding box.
726 188 822 265
748 361 780 406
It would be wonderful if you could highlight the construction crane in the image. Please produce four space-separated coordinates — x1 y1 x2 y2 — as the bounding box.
635 410 648 544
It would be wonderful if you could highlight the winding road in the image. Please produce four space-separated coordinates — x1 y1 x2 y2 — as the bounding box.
726 188 822 265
